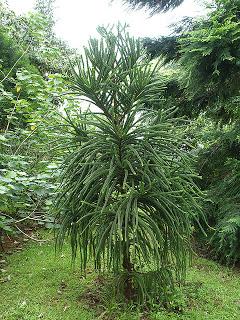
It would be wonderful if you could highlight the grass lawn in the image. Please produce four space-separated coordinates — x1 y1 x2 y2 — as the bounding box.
0 231 240 320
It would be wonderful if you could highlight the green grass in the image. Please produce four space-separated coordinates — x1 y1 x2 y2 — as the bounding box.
0 232 240 320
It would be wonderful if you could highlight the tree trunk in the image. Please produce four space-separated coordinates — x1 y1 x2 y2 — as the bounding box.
122 243 135 301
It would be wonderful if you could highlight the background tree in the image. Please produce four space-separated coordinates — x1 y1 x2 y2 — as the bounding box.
35 0 56 35
0 0 78 245
173 0 240 265
139 0 240 265
123 0 184 14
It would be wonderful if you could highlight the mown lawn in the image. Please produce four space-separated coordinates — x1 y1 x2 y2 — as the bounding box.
0 232 239 320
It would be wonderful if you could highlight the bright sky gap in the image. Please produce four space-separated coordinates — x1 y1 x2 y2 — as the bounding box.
7 0 206 49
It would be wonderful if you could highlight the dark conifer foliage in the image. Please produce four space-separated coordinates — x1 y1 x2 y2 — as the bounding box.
143 36 180 61
123 0 184 14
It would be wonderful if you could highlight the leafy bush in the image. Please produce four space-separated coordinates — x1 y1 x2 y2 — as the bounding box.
209 159 240 265
194 121 240 265
0 2 79 240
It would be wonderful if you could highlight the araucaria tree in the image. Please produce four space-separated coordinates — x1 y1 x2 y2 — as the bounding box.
56 26 202 303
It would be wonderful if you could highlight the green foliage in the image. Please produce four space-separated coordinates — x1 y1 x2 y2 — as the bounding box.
0 27 36 77
179 0 240 114
35 0 56 35
0 2 79 240
56 25 202 303
123 0 184 14
0 1 76 75
142 1 240 119
190 117 240 265
139 0 240 266
0 215 14 234
0 66 76 235
205 156 240 265
143 36 180 62
0 127 61 234
211 212 240 265
0 24 39 129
